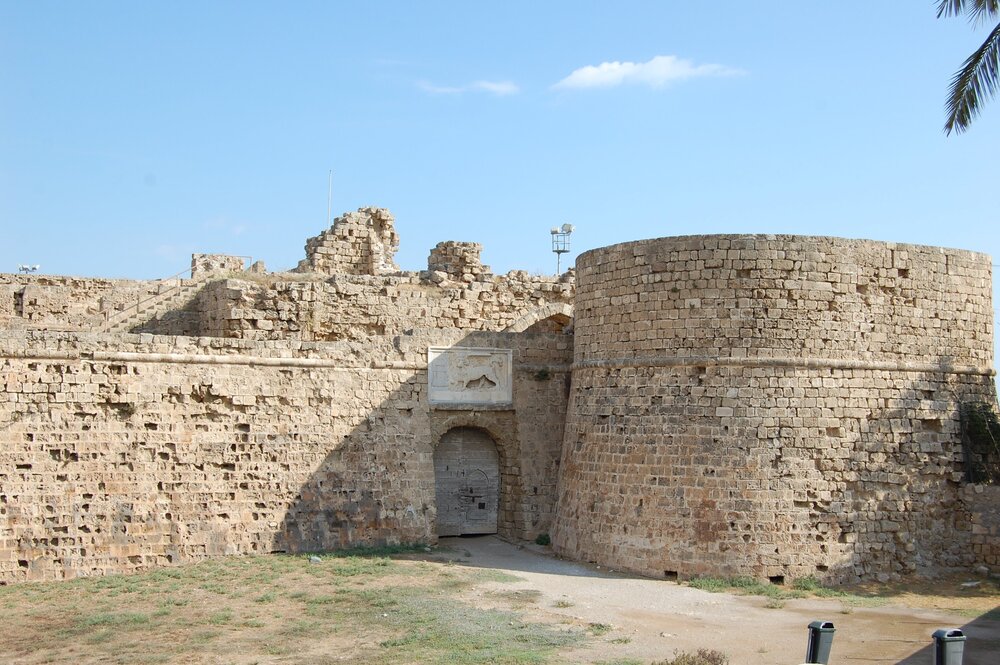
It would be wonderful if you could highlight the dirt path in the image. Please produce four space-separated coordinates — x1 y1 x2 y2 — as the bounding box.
438 536 1000 665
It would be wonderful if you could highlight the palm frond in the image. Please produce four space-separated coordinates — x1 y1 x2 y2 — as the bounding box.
944 20 1000 133
937 0 999 22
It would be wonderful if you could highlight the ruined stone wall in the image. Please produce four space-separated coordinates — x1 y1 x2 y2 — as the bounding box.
0 328 570 582
295 207 399 276
190 254 247 278
189 272 574 341
0 274 166 331
427 241 489 282
552 235 996 583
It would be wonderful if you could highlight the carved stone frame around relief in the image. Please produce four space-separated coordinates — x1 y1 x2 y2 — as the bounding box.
427 347 513 407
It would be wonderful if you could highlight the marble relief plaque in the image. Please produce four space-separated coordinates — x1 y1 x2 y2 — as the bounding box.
428 347 513 406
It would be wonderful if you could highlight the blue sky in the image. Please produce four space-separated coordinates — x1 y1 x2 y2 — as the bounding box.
1 2 997 282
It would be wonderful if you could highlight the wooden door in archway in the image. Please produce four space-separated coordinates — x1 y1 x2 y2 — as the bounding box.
434 427 500 536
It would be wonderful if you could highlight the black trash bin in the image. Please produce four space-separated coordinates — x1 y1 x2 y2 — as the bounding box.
805 620 836 664
932 628 966 665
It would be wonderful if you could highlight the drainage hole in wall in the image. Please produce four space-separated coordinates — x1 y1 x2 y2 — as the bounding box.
769 575 785 585
664 570 678 581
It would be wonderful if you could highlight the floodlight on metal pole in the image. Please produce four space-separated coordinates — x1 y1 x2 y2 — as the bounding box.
550 223 574 274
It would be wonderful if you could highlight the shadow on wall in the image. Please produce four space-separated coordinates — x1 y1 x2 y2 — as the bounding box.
827 358 1000 581
133 285 211 337
271 369 431 553
787 357 998 582
270 328 572 555
896 612 1000 665
551 348 999 585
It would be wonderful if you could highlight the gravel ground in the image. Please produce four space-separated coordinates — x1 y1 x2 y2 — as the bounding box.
439 535 1000 665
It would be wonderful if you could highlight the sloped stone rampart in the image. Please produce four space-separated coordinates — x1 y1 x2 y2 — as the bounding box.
553 235 996 583
0 329 570 582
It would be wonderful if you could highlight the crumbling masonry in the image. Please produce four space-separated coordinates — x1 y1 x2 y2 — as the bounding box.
1 207 998 584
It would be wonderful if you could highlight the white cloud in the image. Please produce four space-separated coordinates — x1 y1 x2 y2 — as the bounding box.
553 55 743 90
418 79 519 96
471 80 519 96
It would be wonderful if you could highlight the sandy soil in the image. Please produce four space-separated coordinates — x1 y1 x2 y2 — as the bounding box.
437 535 1000 665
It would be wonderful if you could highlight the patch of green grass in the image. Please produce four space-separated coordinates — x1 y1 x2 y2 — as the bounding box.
79 611 151 628
610 636 632 644
281 618 323 637
686 577 731 593
687 576 806 600
188 630 221 645
369 589 584 664
321 542 431 559
198 582 229 595
330 556 394 576
792 576 851 598
587 622 614 636
304 594 338 605
553 599 574 608
207 610 233 625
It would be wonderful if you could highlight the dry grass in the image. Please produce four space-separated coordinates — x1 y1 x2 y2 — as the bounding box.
0 550 585 664
686 572 1000 618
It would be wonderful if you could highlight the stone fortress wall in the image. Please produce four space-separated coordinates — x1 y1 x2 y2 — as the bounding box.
552 234 998 583
0 208 574 582
0 329 570 582
1 210 999 585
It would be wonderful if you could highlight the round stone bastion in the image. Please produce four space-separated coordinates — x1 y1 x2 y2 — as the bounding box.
551 234 995 583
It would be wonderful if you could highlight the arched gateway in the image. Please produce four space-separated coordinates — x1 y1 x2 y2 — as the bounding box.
433 427 500 536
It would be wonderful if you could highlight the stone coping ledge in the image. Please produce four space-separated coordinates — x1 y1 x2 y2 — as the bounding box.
574 355 995 376
1 348 574 373
429 403 515 412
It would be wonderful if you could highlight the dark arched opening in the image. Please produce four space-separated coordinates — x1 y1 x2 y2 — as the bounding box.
524 313 572 333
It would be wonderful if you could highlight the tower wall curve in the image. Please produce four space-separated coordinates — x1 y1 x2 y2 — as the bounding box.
551 234 995 583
